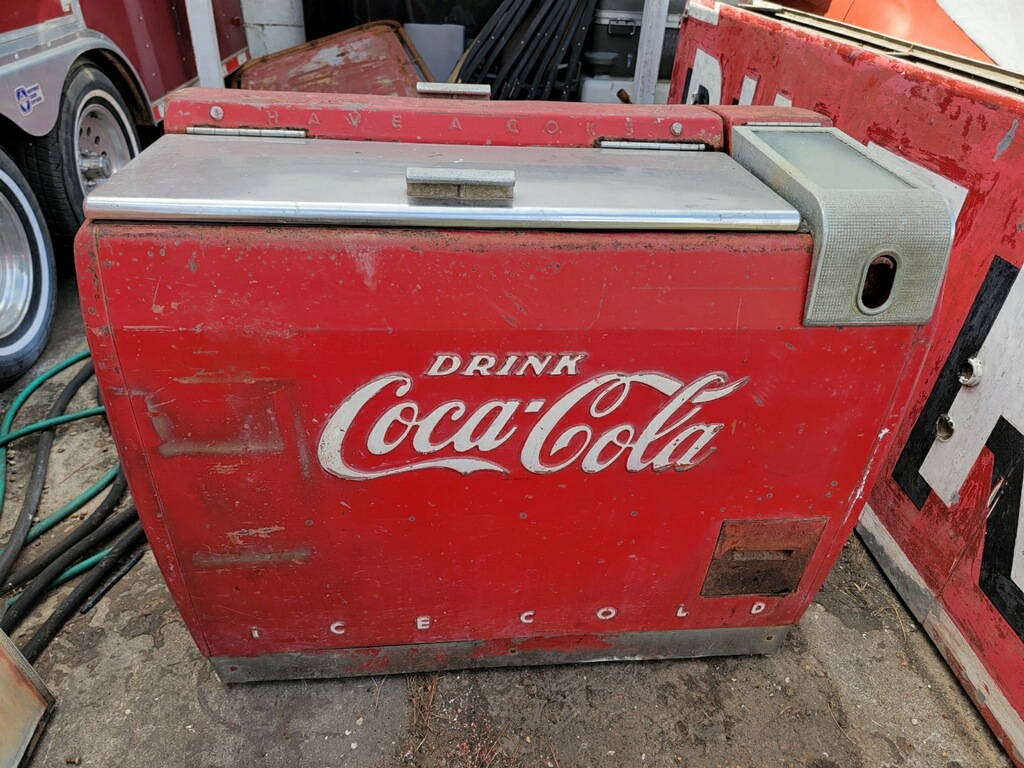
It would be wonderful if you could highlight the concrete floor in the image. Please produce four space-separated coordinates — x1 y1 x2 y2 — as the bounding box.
2 276 1012 767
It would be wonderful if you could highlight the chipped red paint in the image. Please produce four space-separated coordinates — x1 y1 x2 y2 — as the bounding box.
165 86 731 148
76 100 930 679
668 6 1024 764
229 21 426 97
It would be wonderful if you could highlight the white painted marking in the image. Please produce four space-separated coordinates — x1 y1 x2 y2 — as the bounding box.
687 0 720 25
250 627 260 639
750 602 766 615
462 354 497 376
519 611 535 624
773 93 793 107
330 621 346 635
426 353 461 376
549 353 586 376
596 606 618 620
416 616 432 630
676 605 689 618
738 75 758 106
685 49 722 106
524 399 545 413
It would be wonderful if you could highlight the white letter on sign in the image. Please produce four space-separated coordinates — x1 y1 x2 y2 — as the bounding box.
426 354 461 376
416 616 432 630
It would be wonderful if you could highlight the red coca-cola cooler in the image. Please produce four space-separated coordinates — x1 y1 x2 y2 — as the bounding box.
75 90 951 682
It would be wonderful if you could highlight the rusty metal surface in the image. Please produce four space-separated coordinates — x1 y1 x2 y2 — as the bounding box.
229 21 430 97
211 626 790 683
701 518 827 597
165 86 731 148
670 4 1024 764
75 217 923 676
0 630 53 768
75 99 936 681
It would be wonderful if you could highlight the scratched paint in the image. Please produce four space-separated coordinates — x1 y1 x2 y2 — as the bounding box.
77 99 931 683
164 88 730 149
79 218 922 676
231 21 426 97
668 7 1024 764
995 119 1018 161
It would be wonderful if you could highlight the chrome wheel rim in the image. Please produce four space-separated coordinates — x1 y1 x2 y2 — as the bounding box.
76 96 133 197
0 193 34 339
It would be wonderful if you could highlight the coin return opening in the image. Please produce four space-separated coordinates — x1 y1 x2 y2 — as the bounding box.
860 254 898 312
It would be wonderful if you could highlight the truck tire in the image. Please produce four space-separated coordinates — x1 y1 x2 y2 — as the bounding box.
0 148 56 384
17 61 139 255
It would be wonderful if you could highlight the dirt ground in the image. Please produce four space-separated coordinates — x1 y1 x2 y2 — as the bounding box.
2 276 1011 768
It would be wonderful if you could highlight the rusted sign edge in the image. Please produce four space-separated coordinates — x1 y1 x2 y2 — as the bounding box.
0 629 54 768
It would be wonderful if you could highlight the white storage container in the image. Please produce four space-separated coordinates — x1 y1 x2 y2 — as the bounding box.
584 0 684 79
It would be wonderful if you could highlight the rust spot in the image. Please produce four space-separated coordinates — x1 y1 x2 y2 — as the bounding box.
701 518 827 597
226 526 285 546
193 547 312 568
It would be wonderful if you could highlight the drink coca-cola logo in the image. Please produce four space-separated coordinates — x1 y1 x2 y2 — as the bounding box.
317 353 748 480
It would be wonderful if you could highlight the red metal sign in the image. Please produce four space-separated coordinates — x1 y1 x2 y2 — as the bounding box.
229 21 429 97
76 97 938 682
668 3 1024 764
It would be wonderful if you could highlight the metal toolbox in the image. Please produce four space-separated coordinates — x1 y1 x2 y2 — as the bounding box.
76 91 951 682
584 1 684 78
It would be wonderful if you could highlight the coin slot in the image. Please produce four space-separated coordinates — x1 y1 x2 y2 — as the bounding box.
859 253 898 313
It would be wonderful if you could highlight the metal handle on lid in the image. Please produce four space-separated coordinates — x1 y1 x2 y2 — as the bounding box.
406 167 515 203
415 82 492 99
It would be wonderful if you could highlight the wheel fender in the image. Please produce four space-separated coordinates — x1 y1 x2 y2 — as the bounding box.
0 31 150 138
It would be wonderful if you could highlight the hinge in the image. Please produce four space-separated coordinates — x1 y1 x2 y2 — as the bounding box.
185 127 308 138
597 140 705 151
743 122 824 127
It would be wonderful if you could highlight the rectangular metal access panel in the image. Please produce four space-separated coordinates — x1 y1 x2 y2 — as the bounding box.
76 93 950 682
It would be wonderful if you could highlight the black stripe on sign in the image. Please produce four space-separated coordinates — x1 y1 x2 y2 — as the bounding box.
892 257 1020 509
681 67 693 105
980 417 1024 643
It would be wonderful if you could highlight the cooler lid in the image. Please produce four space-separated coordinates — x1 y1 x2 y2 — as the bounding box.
84 134 800 231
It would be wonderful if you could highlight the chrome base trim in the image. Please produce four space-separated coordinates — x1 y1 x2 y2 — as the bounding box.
211 626 791 683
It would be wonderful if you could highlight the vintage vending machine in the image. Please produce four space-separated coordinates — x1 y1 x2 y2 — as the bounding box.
75 90 951 681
